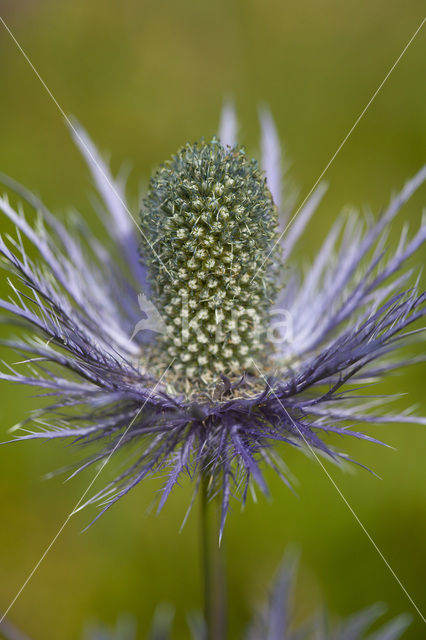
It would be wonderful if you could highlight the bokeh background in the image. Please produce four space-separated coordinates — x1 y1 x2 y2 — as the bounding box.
0 1 425 638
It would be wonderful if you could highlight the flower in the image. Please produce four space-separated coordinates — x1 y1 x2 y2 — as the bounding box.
0 106 425 534
247 552 411 640
2 554 409 640
85 556 413 639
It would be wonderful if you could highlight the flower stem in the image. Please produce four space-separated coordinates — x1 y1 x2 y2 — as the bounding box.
200 474 227 640
200 473 212 638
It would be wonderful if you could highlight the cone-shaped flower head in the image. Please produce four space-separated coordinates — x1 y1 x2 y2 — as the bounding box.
140 140 279 392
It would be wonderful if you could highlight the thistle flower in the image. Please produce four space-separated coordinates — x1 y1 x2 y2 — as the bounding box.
1 555 409 640
0 107 425 533
247 553 411 640
85 565 412 640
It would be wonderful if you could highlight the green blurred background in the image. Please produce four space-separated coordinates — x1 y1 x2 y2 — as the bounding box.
0 1 425 638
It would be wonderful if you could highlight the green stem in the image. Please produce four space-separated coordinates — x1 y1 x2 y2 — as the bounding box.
200 473 212 638
200 474 227 640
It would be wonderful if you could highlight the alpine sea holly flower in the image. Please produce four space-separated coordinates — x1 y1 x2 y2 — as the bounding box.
80 556 413 640
0 107 425 533
2 554 410 640
247 553 411 640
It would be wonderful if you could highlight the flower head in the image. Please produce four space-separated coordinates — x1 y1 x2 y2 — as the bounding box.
247 553 411 640
26 555 412 640
140 139 279 391
83 557 412 640
0 107 425 533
